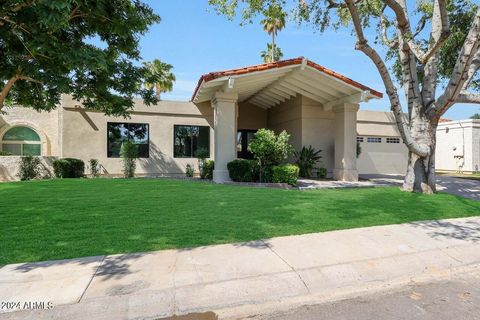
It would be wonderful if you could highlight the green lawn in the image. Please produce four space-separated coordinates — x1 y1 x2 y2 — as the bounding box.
1 178 479 265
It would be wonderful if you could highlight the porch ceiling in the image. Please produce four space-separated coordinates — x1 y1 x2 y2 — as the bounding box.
191 57 383 110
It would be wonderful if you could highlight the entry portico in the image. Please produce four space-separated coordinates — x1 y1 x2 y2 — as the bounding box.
192 57 383 183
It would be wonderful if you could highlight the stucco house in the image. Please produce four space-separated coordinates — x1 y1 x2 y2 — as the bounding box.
0 57 412 182
436 119 480 173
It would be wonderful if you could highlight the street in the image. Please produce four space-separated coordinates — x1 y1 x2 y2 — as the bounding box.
253 269 480 320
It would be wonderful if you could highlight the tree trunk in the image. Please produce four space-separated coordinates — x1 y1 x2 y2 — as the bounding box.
402 119 438 194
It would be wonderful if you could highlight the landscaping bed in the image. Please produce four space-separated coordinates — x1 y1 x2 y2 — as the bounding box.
2 178 480 265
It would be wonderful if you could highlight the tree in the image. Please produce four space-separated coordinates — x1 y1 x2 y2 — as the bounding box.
261 3 287 62
120 140 138 178
260 43 284 63
143 59 176 100
471 113 480 119
248 128 294 182
0 0 160 117
209 0 480 194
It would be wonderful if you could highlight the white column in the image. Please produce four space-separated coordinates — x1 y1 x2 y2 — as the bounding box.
211 92 238 183
333 103 359 181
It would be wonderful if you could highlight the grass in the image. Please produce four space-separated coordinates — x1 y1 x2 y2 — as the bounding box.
1 178 479 265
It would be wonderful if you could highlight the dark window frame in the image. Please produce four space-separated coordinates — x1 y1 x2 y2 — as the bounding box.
237 129 257 159
107 122 150 158
173 124 210 158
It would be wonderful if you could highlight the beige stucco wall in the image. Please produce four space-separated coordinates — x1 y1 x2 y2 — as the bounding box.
356 110 408 175
267 95 303 150
0 106 61 156
238 102 267 130
436 120 480 172
0 156 56 181
60 96 213 176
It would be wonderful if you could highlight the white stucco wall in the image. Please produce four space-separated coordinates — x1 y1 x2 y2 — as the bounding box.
436 120 480 172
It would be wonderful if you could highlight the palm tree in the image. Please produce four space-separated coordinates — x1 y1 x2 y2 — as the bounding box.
143 59 176 100
260 43 284 63
260 4 286 62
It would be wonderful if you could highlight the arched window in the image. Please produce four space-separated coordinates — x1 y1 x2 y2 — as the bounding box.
1 126 41 156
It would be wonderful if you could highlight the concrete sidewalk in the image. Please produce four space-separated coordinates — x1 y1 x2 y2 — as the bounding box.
1 217 480 319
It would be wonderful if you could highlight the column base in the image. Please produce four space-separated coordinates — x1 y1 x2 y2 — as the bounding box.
213 170 231 183
333 169 358 182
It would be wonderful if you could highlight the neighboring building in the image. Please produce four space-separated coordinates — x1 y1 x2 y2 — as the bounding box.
0 57 413 181
436 119 480 173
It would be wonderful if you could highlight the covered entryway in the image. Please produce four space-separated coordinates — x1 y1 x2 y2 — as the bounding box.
192 57 382 183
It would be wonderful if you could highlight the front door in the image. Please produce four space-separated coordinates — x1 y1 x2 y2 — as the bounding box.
237 129 256 159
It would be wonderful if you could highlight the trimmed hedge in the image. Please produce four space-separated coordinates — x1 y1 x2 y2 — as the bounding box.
227 159 257 182
53 158 85 178
272 164 299 186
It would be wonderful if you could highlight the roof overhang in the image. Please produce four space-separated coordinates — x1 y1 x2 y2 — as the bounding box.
191 57 383 110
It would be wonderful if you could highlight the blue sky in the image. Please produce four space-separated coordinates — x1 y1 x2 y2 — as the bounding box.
140 1 478 120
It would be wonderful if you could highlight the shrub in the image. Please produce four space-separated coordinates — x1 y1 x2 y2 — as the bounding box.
185 164 194 177
272 164 299 186
227 159 257 182
0 151 13 156
248 129 294 182
294 146 322 178
120 140 138 178
317 167 327 179
89 159 100 178
202 160 214 180
53 158 85 178
195 147 211 179
18 156 42 181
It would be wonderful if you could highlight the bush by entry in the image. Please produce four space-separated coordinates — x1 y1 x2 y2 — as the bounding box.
1 178 480 265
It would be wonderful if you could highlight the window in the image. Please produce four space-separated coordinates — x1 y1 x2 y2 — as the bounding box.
107 123 149 158
1 126 41 156
367 137 382 143
174 125 210 158
386 137 400 144
237 130 256 159
357 136 364 143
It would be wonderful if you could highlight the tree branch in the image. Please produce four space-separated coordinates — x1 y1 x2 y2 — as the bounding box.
455 91 480 104
436 8 480 116
345 0 429 157
379 5 398 48
0 77 19 111
462 48 480 90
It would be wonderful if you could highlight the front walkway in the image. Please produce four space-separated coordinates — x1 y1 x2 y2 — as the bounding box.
298 174 480 201
2 217 480 320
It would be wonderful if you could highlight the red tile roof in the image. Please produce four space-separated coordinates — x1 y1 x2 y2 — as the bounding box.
191 57 383 101
439 118 452 123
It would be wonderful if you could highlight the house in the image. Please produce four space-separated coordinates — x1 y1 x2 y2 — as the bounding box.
0 57 412 182
436 119 480 173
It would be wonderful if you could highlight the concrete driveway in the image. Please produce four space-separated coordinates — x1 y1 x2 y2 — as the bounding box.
361 174 480 201
2 216 480 320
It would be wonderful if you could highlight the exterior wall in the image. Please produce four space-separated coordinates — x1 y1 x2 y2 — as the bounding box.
300 97 335 175
238 102 267 130
267 95 303 150
0 106 61 156
60 96 214 176
0 156 56 181
356 110 408 175
436 120 480 173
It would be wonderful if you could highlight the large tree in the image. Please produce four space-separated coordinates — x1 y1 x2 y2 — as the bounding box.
0 0 161 117
261 42 284 62
209 0 480 193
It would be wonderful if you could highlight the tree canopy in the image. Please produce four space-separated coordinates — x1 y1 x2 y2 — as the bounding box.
0 0 161 116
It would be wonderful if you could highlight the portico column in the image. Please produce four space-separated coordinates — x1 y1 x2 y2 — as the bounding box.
211 92 238 183
333 103 359 181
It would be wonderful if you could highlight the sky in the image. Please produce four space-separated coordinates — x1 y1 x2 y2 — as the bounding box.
138 1 479 120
